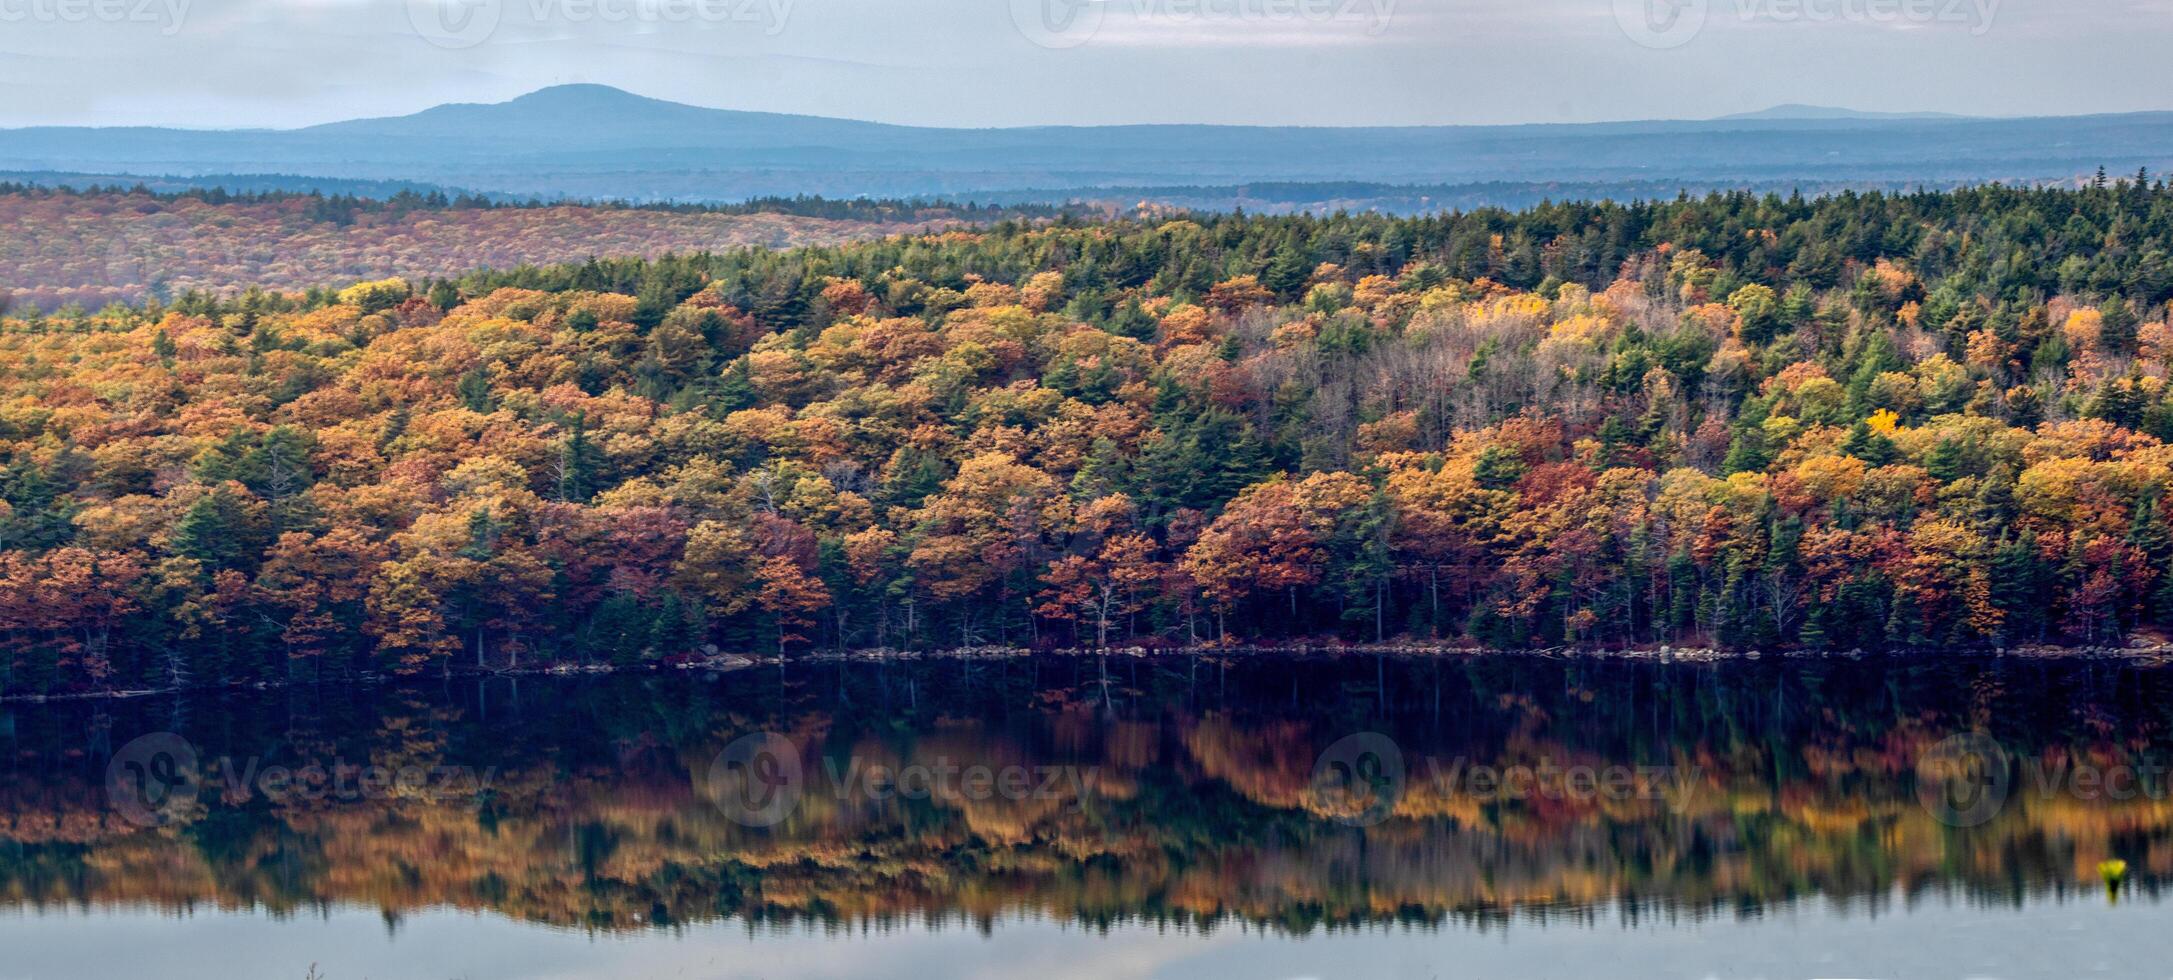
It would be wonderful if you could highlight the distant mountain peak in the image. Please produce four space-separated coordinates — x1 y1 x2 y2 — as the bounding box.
516 82 631 97
502 84 665 108
1718 103 1970 121
297 83 822 142
418 83 698 120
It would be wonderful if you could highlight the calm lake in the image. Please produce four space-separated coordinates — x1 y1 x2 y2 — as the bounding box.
1 654 2169 979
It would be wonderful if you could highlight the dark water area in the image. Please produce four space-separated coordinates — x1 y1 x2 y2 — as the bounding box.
1 653 2170 978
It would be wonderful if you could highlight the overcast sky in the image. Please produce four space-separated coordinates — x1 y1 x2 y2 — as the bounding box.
0 0 2161 128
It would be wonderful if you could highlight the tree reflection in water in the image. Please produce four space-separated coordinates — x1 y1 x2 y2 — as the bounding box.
0 654 2165 933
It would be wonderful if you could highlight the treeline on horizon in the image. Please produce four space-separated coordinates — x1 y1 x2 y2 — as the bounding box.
0 186 1042 314
1028 177 2021 216
13 180 2173 690
0 180 1061 231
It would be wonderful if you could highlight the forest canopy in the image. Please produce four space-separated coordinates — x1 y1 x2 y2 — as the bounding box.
0 185 1043 311
10 181 2173 691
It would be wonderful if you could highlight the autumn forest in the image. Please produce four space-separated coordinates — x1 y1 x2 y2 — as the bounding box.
11 182 2173 693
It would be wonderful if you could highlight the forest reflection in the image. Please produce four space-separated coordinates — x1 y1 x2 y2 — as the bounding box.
0 654 2167 934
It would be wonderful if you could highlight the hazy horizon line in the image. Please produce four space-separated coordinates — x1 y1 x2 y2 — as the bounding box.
8 83 2157 135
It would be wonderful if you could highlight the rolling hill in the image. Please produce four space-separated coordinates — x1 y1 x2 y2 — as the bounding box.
1 85 2168 205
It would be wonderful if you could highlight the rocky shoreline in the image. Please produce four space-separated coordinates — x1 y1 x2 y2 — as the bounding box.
10 640 2172 704
780 640 2173 665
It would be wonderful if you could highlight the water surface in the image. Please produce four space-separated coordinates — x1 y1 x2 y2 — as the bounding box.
1 654 2166 978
